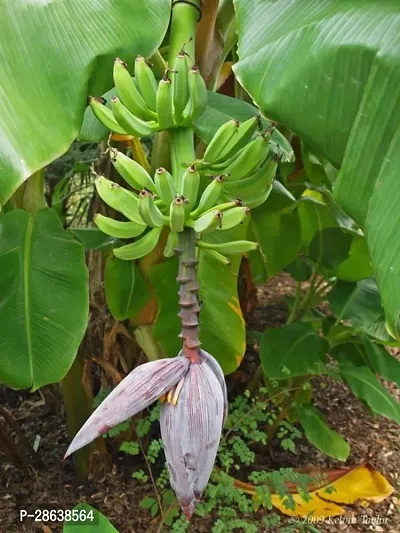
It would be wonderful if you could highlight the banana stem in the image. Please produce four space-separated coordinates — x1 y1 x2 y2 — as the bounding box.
168 0 201 65
175 228 201 362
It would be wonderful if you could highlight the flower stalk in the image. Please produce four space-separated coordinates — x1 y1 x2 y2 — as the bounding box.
176 228 201 362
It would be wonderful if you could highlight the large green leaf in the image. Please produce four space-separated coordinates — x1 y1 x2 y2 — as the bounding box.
251 207 301 279
63 503 119 532
340 364 400 423
260 322 327 380
0 209 88 390
332 338 400 388
0 0 171 204
297 404 350 461
105 257 150 321
234 0 400 336
150 225 248 374
328 278 391 342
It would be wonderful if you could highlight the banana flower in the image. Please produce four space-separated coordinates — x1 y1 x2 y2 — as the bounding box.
65 349 227 519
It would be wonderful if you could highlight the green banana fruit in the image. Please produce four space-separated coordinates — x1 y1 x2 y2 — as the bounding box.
216 116 260 163
189 209 223 234
111 97 158 137
180 64 208 125
89 97 128 135
217 206 250 231
195 239 259 255
241 185 273 209
95 176 143 225
190 175 225 218
114 227 163 261
180 165 200 215
202 119 239 164
135 56 158 111
110 149 157 193
223 135 269 181
202 249 231 266
156 74 175 130
223 161 277 199
113 58 157 121
94 213 146 239
154 167 176 208
201 200 242 217
170 195 187 232
172 52 189 121
138 190 168 227
164 230 178 258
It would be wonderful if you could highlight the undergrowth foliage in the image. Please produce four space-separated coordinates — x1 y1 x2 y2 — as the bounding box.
94 387 324 532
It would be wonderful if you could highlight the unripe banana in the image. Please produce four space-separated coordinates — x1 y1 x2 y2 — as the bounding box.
190 175 225 218
156 75 175 130
164 230 178 258
94 213 146 239
114 227 163 261
154 167 176 208
242 185 273 209
189 209 223 234
180 165 200 216
217 206 250 231
180 64 208 125
201 200 242 217
89 97 128 135
216 116 260 163
113 58 157 121
223 136 269 181
135 56 158 111
170 195 187 232
95 176 143 225
111 97 158 137
172 53 189 121
223 161 277 199
138 190 168 228
95 175 123 211
110 149 157 194
202 119 239 164
195 239 259 255
202 249 231 266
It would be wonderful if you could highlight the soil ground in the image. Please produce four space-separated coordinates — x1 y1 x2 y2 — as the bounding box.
0 274 399 533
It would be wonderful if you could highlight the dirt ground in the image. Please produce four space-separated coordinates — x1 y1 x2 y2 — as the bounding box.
0 274 399 533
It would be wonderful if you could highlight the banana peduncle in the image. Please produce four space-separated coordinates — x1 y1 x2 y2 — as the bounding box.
175 228 201 363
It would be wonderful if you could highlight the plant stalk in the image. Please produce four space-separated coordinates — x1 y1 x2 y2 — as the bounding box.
175 228 201 362
168 0 201 66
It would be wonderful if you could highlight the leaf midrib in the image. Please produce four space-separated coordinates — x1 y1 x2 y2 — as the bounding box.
24 215 34 388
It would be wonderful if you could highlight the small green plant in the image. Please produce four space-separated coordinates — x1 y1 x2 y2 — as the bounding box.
117 389 316 531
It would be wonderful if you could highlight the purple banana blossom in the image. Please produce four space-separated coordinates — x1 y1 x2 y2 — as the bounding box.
64 349 227 519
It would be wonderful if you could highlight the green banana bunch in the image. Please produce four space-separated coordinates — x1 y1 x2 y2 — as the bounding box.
111 96 159 137
89 97 128 136
138 190 169 228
